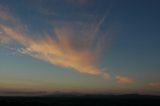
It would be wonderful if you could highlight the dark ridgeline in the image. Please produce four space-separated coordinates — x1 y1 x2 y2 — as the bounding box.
0 94 160 106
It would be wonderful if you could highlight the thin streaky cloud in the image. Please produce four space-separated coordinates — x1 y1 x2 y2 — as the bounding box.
0 8 110 80
149 82 160 89
0 5 17 24
66 0 90 6
116 76 133 84
135 82 160 95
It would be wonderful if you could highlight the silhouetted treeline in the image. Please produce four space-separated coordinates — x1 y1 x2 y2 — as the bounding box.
0 94 160 106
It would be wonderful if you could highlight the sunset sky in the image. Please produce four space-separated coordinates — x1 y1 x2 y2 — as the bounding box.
0 0 160 96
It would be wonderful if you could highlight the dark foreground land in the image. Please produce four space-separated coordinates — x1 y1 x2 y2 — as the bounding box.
0 94 160 106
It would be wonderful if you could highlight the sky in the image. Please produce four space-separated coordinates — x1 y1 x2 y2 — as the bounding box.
0 0 160 96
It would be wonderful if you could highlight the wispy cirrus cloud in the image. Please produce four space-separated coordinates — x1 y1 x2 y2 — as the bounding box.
0 34 12 44
0 6 110 80
136 82 160 95
66 0 90 6
148 82 160 89
116 76 133 84
0 5 17 24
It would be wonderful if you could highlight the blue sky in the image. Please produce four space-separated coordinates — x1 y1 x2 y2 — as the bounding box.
0 0 160 95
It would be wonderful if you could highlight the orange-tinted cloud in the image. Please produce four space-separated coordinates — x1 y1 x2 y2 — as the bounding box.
135 82 160 95
149 82 160 89
0 7 110 80
116 76 133 84
0 5 17 24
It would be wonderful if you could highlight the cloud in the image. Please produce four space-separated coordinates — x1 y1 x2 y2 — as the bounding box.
0 91 47 96
116 76 133 84
0 7 110 80
66 0 90 6
0 33 11 44
136 82 160 95
0 5 17 24
148 82 160 89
